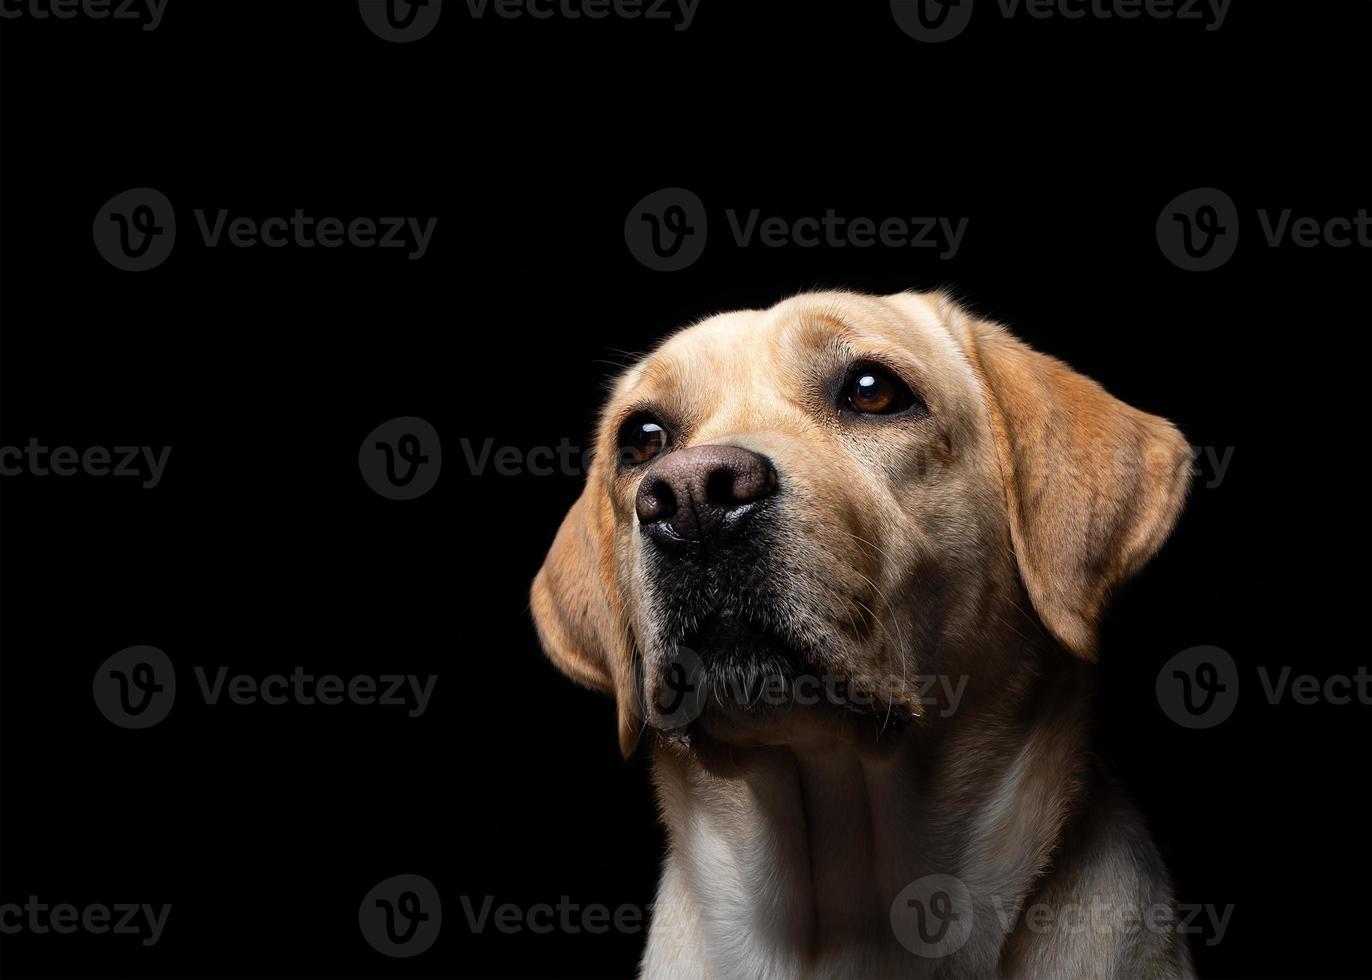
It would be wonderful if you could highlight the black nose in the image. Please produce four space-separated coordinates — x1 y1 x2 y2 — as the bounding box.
636 445 777 548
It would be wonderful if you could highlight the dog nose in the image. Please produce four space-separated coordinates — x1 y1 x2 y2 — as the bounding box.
636 445 777 545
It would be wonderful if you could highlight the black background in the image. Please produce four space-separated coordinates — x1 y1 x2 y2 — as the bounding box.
1 0 1370 976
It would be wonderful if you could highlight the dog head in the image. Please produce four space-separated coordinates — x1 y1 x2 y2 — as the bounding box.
532 291 1190 756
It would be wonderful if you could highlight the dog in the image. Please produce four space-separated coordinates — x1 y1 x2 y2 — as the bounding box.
531 290 1196 979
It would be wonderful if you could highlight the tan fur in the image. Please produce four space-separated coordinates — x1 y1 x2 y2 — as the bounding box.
948 301 1192 659
531 291 1195 978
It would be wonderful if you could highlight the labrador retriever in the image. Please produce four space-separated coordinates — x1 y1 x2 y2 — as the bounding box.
531 290 1196 979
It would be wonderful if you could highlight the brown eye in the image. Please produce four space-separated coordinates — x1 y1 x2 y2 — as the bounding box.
844 364 919 416
617 415 670 467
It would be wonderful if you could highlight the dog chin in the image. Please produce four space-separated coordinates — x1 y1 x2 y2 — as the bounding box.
666 698 916 765
647 612 916 752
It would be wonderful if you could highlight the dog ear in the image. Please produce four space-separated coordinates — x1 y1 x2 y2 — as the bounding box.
531 484 642 757
959 309 1192 660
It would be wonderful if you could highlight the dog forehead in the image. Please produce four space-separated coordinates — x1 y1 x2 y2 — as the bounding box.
613 291 968 406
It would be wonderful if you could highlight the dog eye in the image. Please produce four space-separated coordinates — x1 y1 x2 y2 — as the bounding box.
617 415 670 467
843 364 919 416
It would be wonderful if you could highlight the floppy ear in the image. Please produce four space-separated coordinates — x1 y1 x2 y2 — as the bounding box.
531 485 642 757
960 310 1192 660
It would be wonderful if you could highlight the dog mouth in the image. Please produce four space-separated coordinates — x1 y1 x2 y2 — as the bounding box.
645 609 915 747
682 610 808 682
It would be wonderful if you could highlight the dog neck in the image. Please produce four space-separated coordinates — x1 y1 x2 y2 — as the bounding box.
646 652 1093 977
